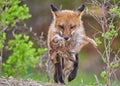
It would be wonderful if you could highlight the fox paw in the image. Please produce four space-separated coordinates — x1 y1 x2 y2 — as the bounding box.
92 40 97 47
89 39 97 47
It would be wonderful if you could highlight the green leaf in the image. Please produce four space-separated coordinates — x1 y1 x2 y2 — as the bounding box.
102 57 106 63
101 71 106 78
0 0 31 28
110 62 119 68
94 38 102 45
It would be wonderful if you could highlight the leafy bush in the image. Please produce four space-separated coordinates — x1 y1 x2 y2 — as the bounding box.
0 0 31 57
2 34 47 77
0 0 35 77
0 32 6 50
91 1 120 86
0 0 31 27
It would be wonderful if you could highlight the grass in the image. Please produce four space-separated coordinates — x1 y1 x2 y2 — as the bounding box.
13 69 120 86
19 66 105 86
1 65 120 86
18 51 119 86
29 72 120 86
20 70 105 86
21 71 48 82
66 71 97 86
1 51 120 86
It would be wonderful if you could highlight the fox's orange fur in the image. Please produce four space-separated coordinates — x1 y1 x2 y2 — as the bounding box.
47 4 97 83
47 9 97 62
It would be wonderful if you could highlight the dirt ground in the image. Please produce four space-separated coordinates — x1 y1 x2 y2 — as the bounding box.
0 77 65 86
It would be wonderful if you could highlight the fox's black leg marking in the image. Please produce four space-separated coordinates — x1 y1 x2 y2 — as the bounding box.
57 55 64 83
54 54 64 84
68 54 78 82
54 63 59 83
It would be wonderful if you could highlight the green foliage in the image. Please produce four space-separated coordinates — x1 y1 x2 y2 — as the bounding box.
0 32 6 50
101 57 106 63
96 4 120 86
94 38 102 45
101 24 118 39
110 62 119 69
2 34 47 77
0 0 31 27
22 72 47 82
110 0 120 4
110 7 120 17
101 71 107 79
67 70 97 86
0 0 31 54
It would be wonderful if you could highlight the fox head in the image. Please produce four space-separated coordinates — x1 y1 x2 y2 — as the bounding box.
50 4 85 40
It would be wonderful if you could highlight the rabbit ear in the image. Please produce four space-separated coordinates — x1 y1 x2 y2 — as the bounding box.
77 5 85 12
50 4 59 12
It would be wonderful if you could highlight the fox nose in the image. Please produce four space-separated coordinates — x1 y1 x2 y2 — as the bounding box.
64 37 69 40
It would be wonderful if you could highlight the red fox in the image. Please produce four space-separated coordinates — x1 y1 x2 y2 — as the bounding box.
47 4 97 83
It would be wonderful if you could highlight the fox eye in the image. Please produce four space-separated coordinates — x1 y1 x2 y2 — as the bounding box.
70 25 76 29
58 25 64 29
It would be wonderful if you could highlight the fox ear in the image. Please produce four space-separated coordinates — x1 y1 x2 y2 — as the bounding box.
76 5 85 19
50 4 59 18
50 4 59 12
77 4 85 12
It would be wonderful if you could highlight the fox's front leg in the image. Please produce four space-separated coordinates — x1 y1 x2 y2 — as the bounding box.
71 43 86 53
70 36 97 53
83 36 97 47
